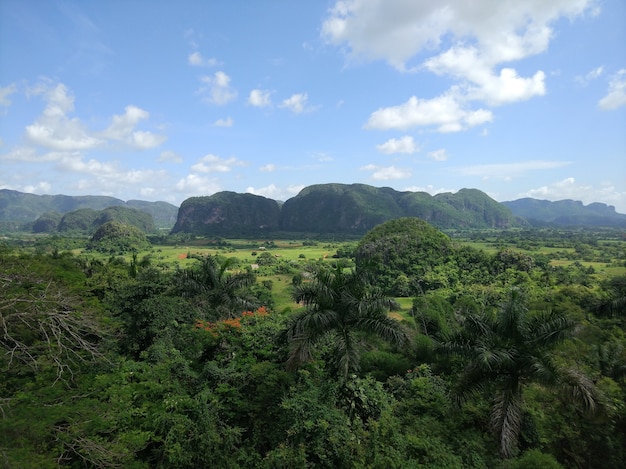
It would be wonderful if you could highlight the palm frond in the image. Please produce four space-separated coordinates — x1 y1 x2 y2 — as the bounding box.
490 388 523 459
354 316 409 349
527 309 576 347
559 367 604 417
496 288 527 339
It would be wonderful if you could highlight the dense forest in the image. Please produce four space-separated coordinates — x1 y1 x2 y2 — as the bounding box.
1 218 625 468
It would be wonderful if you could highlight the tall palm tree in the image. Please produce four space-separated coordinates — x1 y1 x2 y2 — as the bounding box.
175 255 258 319
285 265 409 378
438 288 602 459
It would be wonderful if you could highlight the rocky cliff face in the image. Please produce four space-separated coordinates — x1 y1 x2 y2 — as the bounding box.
171 184 520 236
171 192 281 236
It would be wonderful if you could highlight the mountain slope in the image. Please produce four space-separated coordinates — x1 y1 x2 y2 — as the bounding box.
173 184 520 236
503 198 626 227
171 191 281 236
0 189 178 229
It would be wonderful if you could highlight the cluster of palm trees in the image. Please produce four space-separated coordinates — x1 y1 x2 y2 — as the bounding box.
181 255 603 460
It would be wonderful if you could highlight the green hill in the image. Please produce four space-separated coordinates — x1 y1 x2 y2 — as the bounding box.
0 189 178 230
503 198 626 227
38 206 155 235
171 191 281 236
173 184 520 236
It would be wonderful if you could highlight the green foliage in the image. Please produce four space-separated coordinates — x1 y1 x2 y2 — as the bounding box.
439 288 603 459
286 264 409 377
87 220 151 253
355 217 453 295
171 191 280 236
1 227 625 467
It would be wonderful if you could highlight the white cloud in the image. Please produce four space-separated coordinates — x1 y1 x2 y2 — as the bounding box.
260 164 276 172
214 116 233 127
323 0 593 71
249 89 272 107
403 184 454 195
325 0 594 132
0 83 17 106
190 154 245 173
311 152 334 162
188 51 218 67
428 148 447 161
365 94 492 132
25 83 103 151
175 173 221 195
376 135 419 154
424 46 546 106
246 183 303 201
280 93 311 113
599 69 626 110
101 105 166 149
360 164 411 180
198 71 237 105
22 181 52 194
575 65 603 85
458 160 571 179
520 177 626 213
158 150 183 163
22 82 164 151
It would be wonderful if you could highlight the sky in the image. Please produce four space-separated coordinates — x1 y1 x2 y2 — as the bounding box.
1 0 625 212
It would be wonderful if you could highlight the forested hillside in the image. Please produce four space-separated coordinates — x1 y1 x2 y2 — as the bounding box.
34 205 156 235
1 220 624 468
174 184 521 236
503 198 626 227
0 189 178 230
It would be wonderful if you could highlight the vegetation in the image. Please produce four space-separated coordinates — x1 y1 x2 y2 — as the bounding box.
0 219 625 468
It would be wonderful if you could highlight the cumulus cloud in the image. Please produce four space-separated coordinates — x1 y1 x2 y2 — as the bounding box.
520 177 626 212
376 135 419 154
175 173 221 195
21 82 165 151
214 117 233 127
190 154 245 173
158 150 183 163
403 184 454 195
365 94 492 132
188 51 219 67
101 105 166 149
325 0 594 132
198 71 237 105
280 93 311 113
0 83 17 106
246 183 303 201
25 83 103 151
458 160 571 179
323 0 592 70
428 149 447 161
260 164 276 172
249 89 272 107
360 164 411 180
599 69 626 110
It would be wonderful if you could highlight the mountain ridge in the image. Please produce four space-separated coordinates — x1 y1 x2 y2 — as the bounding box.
2 186 625 233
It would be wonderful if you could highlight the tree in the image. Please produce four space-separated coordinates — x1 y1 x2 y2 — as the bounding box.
438 288 602 459
174 255 258 320
285 265 409 378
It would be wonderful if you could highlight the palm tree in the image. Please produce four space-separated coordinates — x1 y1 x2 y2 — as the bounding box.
175 255 258 319
285 264 409 378
438 288 602 459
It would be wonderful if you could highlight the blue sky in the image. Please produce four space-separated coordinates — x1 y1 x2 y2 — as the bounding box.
1 0 625 212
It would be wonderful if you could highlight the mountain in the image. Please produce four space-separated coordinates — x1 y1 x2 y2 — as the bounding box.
0 189 178 229
173 184 520 236
171 191 281 236
33 206 156 235
502 198 626 227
